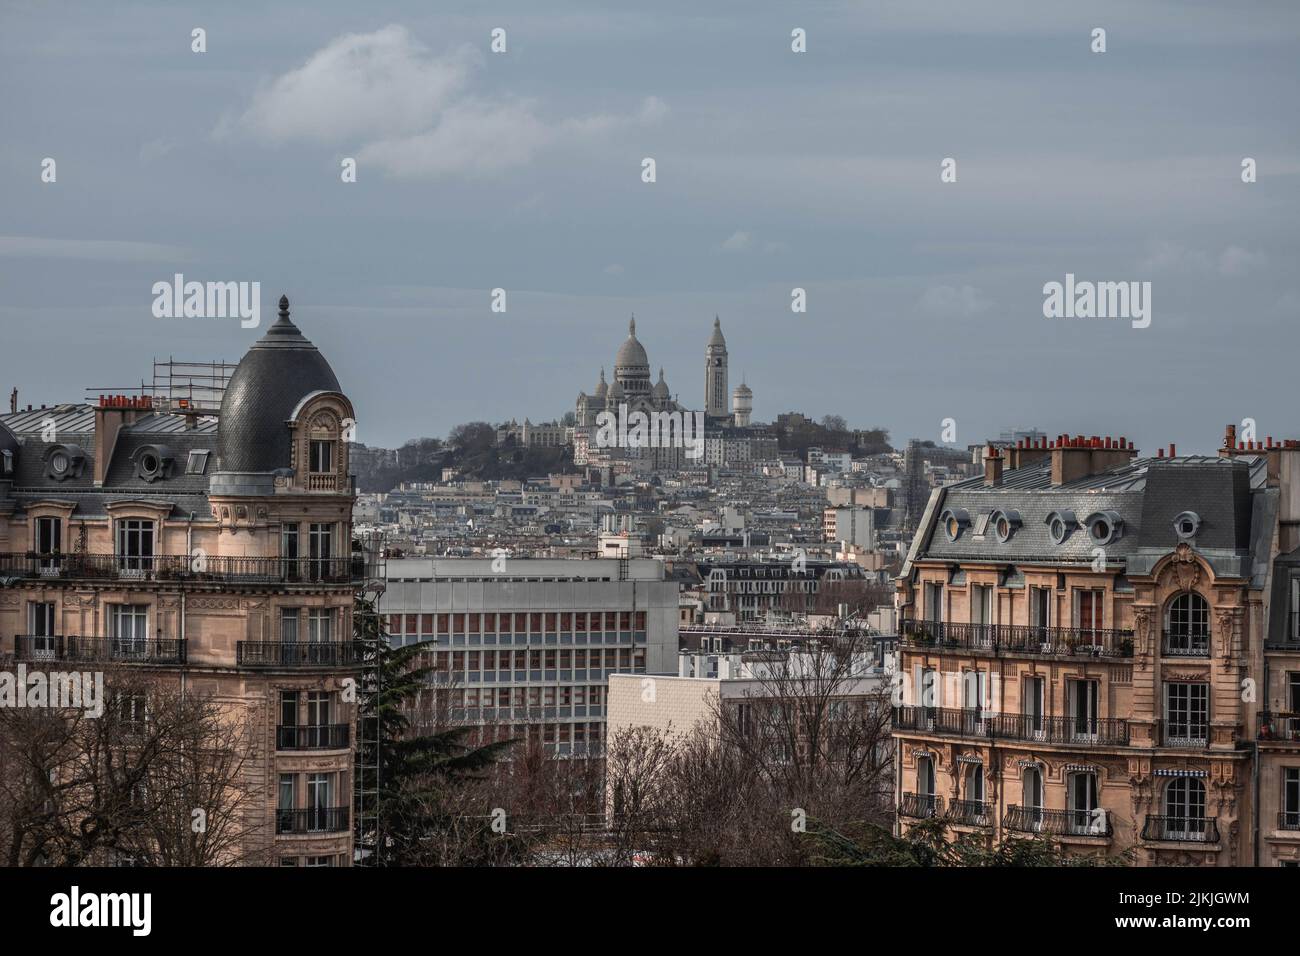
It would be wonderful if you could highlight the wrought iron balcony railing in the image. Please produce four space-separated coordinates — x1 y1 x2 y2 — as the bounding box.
899 792 943 819
1162 630 1210 658
275 806 350 835
892 706 1130 746
236 642 363 668
13 635 186 664
276 723 351 750
1257 712 1300 742
1278 811 1300 831
1003 805 1113 837
901 619 1133 659
1141 814 1219 843
0 552 365 586
947 799 994 827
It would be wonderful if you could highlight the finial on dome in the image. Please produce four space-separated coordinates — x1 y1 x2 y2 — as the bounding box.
279 295 290 318
629 315 636 336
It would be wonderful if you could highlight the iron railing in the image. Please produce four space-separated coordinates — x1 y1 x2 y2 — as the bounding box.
1141 814 1219 843
236 642 363 668
275 806 350 835
901 619 1133 658
947 799 994 827
0 552 365 585
1278 811 1300 831
1003 805 1113 837
1162 630 1210 658
276 724 351 750
899 792 943 819
893 706 1129 746
1257 712 1300 742
13 635 186 664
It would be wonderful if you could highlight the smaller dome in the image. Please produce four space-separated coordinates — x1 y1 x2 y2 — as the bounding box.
652 368 671 400
594 368 608 398
607 379 625 401
733 382 752 397
708 316 727 348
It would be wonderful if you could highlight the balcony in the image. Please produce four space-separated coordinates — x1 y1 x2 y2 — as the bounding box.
0 552 365 587
1141 814 1219 843
1003 805 1112 838
1278 811 1300 832
13 635 186 664
947 799 994 827
1162 630 1210 658
1258 712 1300 743
237 642 362 668
892 706 1130 747
901 619 1133 659
899 792 943 819
1161 724 1209 748
276 724 351 750
275 806 350 835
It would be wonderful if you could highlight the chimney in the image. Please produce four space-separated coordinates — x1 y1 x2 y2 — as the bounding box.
8 388 15 414
984 445 1003 487
1050 434 1138 486
93 394 148 486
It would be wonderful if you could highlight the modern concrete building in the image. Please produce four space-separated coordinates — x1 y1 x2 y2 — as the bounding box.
892 431 1300 866
379 556 678 756
0 297 368 866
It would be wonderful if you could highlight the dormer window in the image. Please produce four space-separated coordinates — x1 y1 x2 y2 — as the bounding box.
1173 511 1200 540
310 440 335 474
44 444 87 481
1045 510 1078 545
133 444 175 483
186 449 210 475
1084 511 1123 547
940 508 970 541
1 449 12 474
992 509 1022 543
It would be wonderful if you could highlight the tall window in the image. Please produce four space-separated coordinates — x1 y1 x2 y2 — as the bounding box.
280 691 299 727
109 604 149 655
280 607 300 643
308 523 333 580
1029 586 1051 633
920 667 938 709
36 516 62 571
1166 593 1210 655
307 773 334 831
308 608 334 643
1165 778 1207 839
1023 675 1045 735
1074 589 1104 634
970 585 992 627
924 582 943 622
1023 766 1044 816
28 602 55 658
962 669 988 715
1284 768 1300 829
1068 679 1099 739
115 519 155 572
965 764 985 803
1068 772 1099 832
282 524 300 578
277 773 296 832
916 755 935 799
1164 682 1209 745
306 691 333 746
309 440 334 474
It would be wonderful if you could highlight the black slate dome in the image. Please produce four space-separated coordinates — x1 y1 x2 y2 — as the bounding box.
215 296 341 473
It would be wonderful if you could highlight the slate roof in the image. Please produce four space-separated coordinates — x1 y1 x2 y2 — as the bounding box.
215 298 341 474
910 454 1268 578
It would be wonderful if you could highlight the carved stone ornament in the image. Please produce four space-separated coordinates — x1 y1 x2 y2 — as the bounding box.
1172 542 1200 592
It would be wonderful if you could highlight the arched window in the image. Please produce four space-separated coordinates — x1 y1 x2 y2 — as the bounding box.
1023 766 1043 810
916 755 935 797
1165 593 1210 656
1165 778 1207 840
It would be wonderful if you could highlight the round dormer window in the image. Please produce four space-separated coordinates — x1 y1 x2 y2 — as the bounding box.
50 451 69 475
996 516 1010 540
1173 511 1200 540
1090 518 1110 541
140 453 160 477
1049 518 1067 544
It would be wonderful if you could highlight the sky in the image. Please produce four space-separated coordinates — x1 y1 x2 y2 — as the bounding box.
2 0 1298 454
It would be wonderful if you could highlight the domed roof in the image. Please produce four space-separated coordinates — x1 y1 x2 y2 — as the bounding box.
733 380 752 397
215 296 341 473
615 318 649 370
607 378 625 400
708 316 727 348
652 368 671 399
594 368 608 398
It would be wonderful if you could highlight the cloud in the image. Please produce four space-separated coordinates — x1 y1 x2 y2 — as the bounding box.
917 284 991 318
0 236 189 262
719 231 753 252
221 25 666 179
1218 245 1266 276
